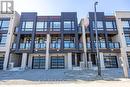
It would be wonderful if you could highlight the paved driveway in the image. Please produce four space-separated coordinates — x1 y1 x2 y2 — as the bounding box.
0 68 130 84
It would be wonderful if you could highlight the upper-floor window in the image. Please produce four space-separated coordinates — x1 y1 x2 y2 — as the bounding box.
0 20 10 30
36 22 47 31
64 21 74 31
93 21 103 30
0 34 7 46
105 21 117 30
22 21 33 31
125 34 130 46
123 21 130 28
50 22 60 31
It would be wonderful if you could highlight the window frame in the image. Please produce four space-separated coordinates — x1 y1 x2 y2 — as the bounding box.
21 21 34 31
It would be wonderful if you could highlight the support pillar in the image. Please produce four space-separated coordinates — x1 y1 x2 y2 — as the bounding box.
88 53 92 69
45 34 50 70
3 52 10 70
99 52 105 70
21 53 27 70
68 53 72 70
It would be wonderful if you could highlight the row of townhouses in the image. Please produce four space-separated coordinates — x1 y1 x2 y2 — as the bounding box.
0 11 130 71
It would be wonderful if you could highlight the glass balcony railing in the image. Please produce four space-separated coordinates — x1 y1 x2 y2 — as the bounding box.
20 43 31 49
50 43 60 49
64 42 75 49
108 42 120 48
94 42 106 48
79 42 91 49
35 43 46 49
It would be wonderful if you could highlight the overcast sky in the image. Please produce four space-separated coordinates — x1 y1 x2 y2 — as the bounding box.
13 0 130 20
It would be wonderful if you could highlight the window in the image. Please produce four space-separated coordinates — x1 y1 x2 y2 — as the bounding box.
36 22 47 31
106 22 113 28
125 34 130 46
50 22 60 31
0 20 10 30
123 21 130 28
93 21 103 30
0 34 7 46
22 21 33 31
64 21 74 31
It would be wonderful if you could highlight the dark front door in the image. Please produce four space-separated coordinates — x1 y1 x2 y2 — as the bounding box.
32 57 45 69
51 56 64 69
0 57 4 70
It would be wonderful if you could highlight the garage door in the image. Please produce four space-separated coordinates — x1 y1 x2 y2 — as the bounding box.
51 56 64 69
104 56 118 68
0 57 4 69
32 57 45 69
128 56 130 68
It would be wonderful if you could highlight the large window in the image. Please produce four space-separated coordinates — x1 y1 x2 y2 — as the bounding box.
104 56 118 68
123 21 130 31
22 21 33 31
93 21 103 30
36 22 47 31
125 34 130 46
64 21 74 31
123 21 130 28
105 21 117 31
0 20 10 30
0 34 7 46
50 22 60 31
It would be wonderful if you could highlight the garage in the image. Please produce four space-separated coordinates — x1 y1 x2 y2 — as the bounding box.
0 57 4 69
104 56 118 68
51 56 64 69
128 56 130 68
32 57 45 69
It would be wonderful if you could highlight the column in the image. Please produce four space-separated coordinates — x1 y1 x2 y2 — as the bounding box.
88 53 92 69
99 52 105 70
21 53 27 70
81 20 87 68
45 34 50 70
68 53 72 70
75 53 77 66
3 52 10 70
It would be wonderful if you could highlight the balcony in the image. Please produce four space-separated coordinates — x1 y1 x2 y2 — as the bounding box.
64 42 75 49
108 42 120 48
20 43 31 50
35 43 46 49
79 42 91 49
50 42 60 49
94 42 106 49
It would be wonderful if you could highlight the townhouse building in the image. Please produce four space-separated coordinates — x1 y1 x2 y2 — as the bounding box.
0 11 130 71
